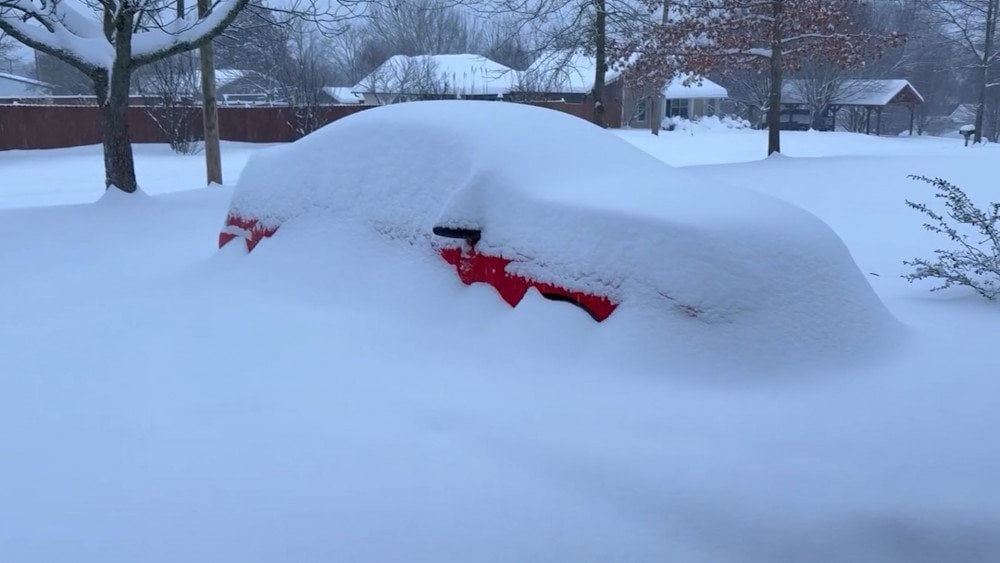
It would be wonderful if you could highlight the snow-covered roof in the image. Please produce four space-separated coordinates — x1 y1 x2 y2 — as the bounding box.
194 69 251 89
353 54 517 97
663 75 728 99
519 50 624 94
0 72 55 90
782 79 924 106
322 87 364 104
948 103 977 122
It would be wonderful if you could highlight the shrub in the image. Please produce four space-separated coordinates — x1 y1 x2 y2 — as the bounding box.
903 175 1000 299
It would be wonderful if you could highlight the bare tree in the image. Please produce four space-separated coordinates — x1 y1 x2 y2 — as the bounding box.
0 0 346 193
0 0 254 192
919 0 1000 144
34 51 92 94
356 55 458 102
0 29 16 72
479 15 534 69
327 23 373 85
275 19 336 137
785 63 882 130
364 0 480 58
135 52 201 153
717 68 771 125
482 0 651 127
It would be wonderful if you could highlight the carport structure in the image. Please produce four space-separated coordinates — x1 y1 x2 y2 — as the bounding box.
782 79 925 135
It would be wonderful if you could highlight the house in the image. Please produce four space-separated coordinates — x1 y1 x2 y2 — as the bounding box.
511 50 626 127
515 50 625 102
353 54 518 104
947 103 977 125
321 87 364 104
198 69 283 105
133 68 282 105
780 79 925 134
0 73 55 97
627 74 728 127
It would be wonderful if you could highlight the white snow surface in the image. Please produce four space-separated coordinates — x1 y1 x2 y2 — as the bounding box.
2 115 1000 562
230 101 896 367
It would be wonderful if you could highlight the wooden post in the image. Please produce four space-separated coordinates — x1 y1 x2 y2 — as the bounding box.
865 107 871 135
876 107 882 136
198 0 222 185
909 105 914 136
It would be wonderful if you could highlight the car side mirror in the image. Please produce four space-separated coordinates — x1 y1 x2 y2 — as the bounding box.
433 226 481 246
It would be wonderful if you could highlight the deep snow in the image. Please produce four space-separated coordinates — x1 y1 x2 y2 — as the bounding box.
1 125 999 562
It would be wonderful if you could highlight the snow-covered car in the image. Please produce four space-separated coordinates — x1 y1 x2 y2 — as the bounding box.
221 101 893 348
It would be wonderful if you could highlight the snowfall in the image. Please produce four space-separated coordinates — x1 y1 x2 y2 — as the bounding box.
2 109 999 562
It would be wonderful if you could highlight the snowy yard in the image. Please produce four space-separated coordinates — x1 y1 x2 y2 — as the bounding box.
2 121 999 562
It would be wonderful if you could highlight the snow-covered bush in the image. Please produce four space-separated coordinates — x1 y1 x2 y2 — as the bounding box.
663 115 751 132
903 176 1000 299
146 102 202 155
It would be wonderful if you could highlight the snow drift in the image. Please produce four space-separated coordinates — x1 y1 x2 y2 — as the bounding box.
227 101 898 367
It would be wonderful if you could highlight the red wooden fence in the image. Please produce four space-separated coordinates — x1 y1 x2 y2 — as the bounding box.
0 101 612 151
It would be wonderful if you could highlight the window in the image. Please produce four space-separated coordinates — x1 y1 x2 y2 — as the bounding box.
667 98 689 119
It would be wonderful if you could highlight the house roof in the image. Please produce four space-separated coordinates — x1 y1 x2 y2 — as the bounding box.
520 50 625 94
194 69 253 89
0 72 55 90
663 75 728 99
782 79 925 106
322 86 364 103
948 103 977 123
353 54 518 96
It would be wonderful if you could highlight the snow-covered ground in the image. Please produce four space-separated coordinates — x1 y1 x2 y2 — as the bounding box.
2 126 999 562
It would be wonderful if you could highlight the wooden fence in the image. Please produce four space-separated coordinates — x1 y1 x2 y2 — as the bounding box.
0 101 611 151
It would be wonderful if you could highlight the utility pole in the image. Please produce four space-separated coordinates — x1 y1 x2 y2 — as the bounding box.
198 0 223 184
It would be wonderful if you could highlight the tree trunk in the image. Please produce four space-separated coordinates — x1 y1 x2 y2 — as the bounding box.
766 18 783 153
974 0 997 144
651 0 668 135
651 96 663 134
95 13 137 193
199 0 223 183
763 0 784 154
592 0 607 128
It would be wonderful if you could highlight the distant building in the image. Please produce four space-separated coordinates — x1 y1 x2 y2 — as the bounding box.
627 75 729 128
353 54 518 104
509 50 628 127
780 79 925 134
0 72 55 97
321 87 364 105
133 68 282 106
514 50 625 103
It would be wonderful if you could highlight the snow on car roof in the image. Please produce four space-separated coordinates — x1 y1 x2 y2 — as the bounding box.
230 101 896 359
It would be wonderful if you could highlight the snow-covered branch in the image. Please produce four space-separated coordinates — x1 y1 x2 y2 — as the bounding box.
131 0 249 65
0 0 113 71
